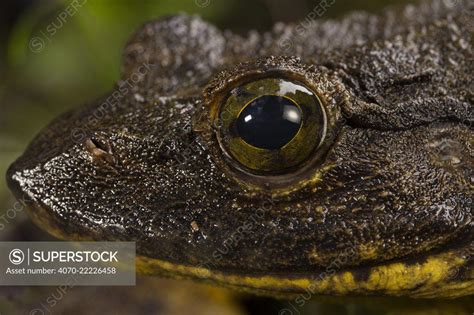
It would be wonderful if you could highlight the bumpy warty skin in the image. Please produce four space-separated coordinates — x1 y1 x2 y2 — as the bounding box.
6 0 474 297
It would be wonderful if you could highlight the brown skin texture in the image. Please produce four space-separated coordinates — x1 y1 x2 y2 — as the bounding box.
6 0 473 297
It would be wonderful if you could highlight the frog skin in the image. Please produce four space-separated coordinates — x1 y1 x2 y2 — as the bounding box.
6 0 473 298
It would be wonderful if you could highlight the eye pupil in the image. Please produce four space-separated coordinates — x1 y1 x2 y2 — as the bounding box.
217 77 326 174
236 95 302 150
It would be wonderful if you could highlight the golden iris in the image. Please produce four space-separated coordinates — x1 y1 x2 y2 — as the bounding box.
216 78 326 174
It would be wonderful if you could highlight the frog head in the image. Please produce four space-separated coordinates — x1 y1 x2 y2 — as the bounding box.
7 1 473 298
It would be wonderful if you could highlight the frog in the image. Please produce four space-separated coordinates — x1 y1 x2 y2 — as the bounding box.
6 0 473 299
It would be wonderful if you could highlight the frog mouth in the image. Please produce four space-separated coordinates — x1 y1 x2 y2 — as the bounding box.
135 241 474 299
7 172 474 299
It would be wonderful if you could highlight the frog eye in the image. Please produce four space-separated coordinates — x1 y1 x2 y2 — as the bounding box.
215 78 326 174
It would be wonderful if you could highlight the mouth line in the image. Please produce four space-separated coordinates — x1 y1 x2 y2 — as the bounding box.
6 161 474 298
136 241 473 299
12 196 474 298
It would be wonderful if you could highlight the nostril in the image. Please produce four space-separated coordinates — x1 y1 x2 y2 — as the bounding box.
87 137 109 151
84 137 116 165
